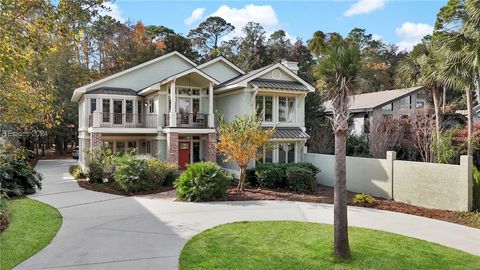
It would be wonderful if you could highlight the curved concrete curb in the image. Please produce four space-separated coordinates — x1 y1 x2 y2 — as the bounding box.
16 160 480 270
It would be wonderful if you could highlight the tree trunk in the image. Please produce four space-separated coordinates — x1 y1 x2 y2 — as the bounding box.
238 166 246 191
333 129 350 259
442 86 446 113
466 87 474 156
476 74 480 105
431 86 442 138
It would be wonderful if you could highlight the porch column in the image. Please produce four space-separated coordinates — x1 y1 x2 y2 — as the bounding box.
167 132 179 164
206 132 217 162
169 80 177 127
208 82 214 128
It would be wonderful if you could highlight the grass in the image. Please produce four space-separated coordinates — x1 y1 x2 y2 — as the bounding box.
0 198 62 270
180 221 480 270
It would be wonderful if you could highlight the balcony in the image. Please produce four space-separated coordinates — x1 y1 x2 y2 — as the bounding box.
164 113 208 128
89 112 157 128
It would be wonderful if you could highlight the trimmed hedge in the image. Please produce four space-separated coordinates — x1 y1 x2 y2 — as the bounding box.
174 162 232 202
285 167 316 194
247 162 319 193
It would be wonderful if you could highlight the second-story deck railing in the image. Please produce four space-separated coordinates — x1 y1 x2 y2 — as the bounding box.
164 113 208 128
89 112 157 128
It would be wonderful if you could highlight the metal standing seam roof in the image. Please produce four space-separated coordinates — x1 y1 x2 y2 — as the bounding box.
323 86 424 112
250 78 309 91
86 87 138 96
265 127 310 139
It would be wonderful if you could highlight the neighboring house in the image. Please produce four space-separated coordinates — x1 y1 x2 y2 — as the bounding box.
72 51 315 171
456 103 480 124
324 86 427 136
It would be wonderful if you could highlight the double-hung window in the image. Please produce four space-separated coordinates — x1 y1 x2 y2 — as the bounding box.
278 143 296 163
148 98 154 114
279 97 296 123
90 98 97 113
256 95 273 122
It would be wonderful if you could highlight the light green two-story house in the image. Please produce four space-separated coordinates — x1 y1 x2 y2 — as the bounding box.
72 51 315 172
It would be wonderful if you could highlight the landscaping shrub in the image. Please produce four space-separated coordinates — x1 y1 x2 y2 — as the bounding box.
352 193 377 207
293 162 319 175
0 187 8 232
112 154 149 192
347 134 370 157
0 143 42 197
255 163 286 189
473 166 480 211
252 162 319 190
285 167 316 194
245 168 257 186
111 153 177 192
86 148 114 183
174 162 232 202
145 158 178 188
69 165 85 179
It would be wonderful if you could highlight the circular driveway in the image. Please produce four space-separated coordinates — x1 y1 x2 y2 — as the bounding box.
16 160 480 270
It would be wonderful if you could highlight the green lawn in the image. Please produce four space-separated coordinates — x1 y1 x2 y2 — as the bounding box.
0 198 62 270
180 221 480 270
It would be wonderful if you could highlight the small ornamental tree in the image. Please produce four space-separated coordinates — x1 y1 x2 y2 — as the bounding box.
216 114 274 191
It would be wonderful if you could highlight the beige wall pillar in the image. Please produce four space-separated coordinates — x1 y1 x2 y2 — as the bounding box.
460 155 473 211
386 151 396 200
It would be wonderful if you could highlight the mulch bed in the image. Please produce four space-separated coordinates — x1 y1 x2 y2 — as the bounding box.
226 184 480 229
76 179 174 196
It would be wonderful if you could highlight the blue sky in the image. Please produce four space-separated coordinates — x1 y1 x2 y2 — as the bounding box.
104 0 447 51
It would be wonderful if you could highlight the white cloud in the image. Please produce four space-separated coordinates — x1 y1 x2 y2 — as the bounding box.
344 0 387 17
184 8 205 25
99 2 125 22
372 34 383 41
395 22 433 51
209 4 289 39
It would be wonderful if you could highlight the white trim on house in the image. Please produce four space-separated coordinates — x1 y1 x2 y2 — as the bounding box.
197 56 245 75
162 128 216 134
215 63 315 93
87 127 158 134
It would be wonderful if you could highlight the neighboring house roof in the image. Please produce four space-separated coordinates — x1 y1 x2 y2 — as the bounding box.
215 63 315 93
197 56 245 75
250 78 309 92
268 127 310 140
324 86 424 113
87 87 137 96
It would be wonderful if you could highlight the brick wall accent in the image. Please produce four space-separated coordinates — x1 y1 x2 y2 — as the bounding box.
167 132 179 164
206 132 217 162
90 132 102 149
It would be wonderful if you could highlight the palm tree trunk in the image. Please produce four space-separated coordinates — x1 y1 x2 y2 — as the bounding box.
466 87 474 155
442 86 446 113
476 74 480 105
334 129 350 259
431 86 442 137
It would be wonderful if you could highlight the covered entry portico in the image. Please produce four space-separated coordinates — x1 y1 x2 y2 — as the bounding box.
165 129 217 170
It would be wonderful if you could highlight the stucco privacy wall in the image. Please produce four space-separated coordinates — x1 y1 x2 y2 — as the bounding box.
304 152 394 199
304 152 473 211
393 156 472 211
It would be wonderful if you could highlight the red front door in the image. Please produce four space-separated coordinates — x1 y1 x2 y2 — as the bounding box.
178 142 190 170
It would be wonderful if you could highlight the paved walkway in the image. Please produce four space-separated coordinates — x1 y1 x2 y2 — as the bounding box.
16 159 480 270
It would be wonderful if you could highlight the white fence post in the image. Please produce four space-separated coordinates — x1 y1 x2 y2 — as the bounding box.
386 151 396 200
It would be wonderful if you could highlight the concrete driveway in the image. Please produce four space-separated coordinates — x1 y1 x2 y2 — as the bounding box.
16 159 480 270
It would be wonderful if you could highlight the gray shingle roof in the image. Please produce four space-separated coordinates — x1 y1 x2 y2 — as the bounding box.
266 127 309 139
251 78 309 91
87 87 138 96
324 86 424 112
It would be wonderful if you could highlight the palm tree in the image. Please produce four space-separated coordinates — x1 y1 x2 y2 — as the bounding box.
315 38 362 259
395 40 444 141
435 0 480 154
